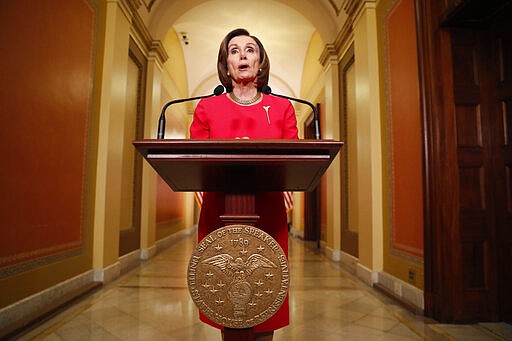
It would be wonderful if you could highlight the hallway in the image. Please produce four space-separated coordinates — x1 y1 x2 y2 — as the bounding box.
19 234 512 341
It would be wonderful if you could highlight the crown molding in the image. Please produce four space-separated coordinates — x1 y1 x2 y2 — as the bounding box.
148 40 168 66
342 0 363 18
343 0 378 23
320 0 377 66
124 0 168 65
320 20 353 66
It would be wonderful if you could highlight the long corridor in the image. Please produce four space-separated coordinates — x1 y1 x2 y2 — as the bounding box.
19 234 512 340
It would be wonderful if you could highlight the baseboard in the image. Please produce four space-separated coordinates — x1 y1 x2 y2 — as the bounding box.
94 260 120 284
0 272 102 340
375 271 424 314
140 244 157 260
339 250 358 275
321 241 341 262
317 244 424 314
356 262 377 286
155 225 196 253
119 248 143 274
289 227 304 239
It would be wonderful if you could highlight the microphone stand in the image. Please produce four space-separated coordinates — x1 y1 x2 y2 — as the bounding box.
157 85 224 139
262 86 320 140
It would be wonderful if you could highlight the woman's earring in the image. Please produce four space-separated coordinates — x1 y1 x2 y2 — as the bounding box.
227 71 230 77
259 68 262 73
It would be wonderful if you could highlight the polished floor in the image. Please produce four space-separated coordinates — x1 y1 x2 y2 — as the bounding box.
20 234 512 340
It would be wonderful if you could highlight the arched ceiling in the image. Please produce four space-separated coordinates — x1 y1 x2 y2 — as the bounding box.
145 0 346 97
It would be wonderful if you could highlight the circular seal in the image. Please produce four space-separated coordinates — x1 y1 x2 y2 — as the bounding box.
187 225 289 329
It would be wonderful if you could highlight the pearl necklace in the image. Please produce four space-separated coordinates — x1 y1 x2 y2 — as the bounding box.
229 91 261 105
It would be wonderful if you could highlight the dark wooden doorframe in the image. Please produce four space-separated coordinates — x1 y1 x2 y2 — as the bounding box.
304 108 321 244
417 0 512 323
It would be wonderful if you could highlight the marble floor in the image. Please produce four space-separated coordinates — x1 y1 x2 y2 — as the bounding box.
19 234 512 341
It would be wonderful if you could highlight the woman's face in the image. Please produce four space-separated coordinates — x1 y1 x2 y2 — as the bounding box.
226 35 260 85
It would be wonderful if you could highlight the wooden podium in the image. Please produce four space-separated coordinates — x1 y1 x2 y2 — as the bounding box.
133 139 342 340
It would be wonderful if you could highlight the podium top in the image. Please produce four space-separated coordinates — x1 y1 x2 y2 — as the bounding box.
133 139 343 192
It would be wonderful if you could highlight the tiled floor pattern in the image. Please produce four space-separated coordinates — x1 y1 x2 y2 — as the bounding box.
19 234 512 340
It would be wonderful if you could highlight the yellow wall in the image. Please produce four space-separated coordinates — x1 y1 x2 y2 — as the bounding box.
139 43 162 251
162 29 188 98
352 3 384 271
161 28 190 123
300 32 325 100
93 0 132 270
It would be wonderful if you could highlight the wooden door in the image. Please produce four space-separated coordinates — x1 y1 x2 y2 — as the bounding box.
419 0 512 323
491 11 512 324
448 6 511 322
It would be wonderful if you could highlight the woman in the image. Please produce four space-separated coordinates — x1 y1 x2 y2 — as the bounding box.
190 28 298 340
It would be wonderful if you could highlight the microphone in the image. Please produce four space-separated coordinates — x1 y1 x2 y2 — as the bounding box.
157 85 224 139
262 85 320 139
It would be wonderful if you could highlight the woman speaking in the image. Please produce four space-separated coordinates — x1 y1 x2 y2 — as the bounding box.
190 28 298 341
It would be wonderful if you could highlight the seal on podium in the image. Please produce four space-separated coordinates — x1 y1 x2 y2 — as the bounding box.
187 225 289 329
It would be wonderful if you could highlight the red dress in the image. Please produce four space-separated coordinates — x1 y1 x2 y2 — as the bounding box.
190 93 298 333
